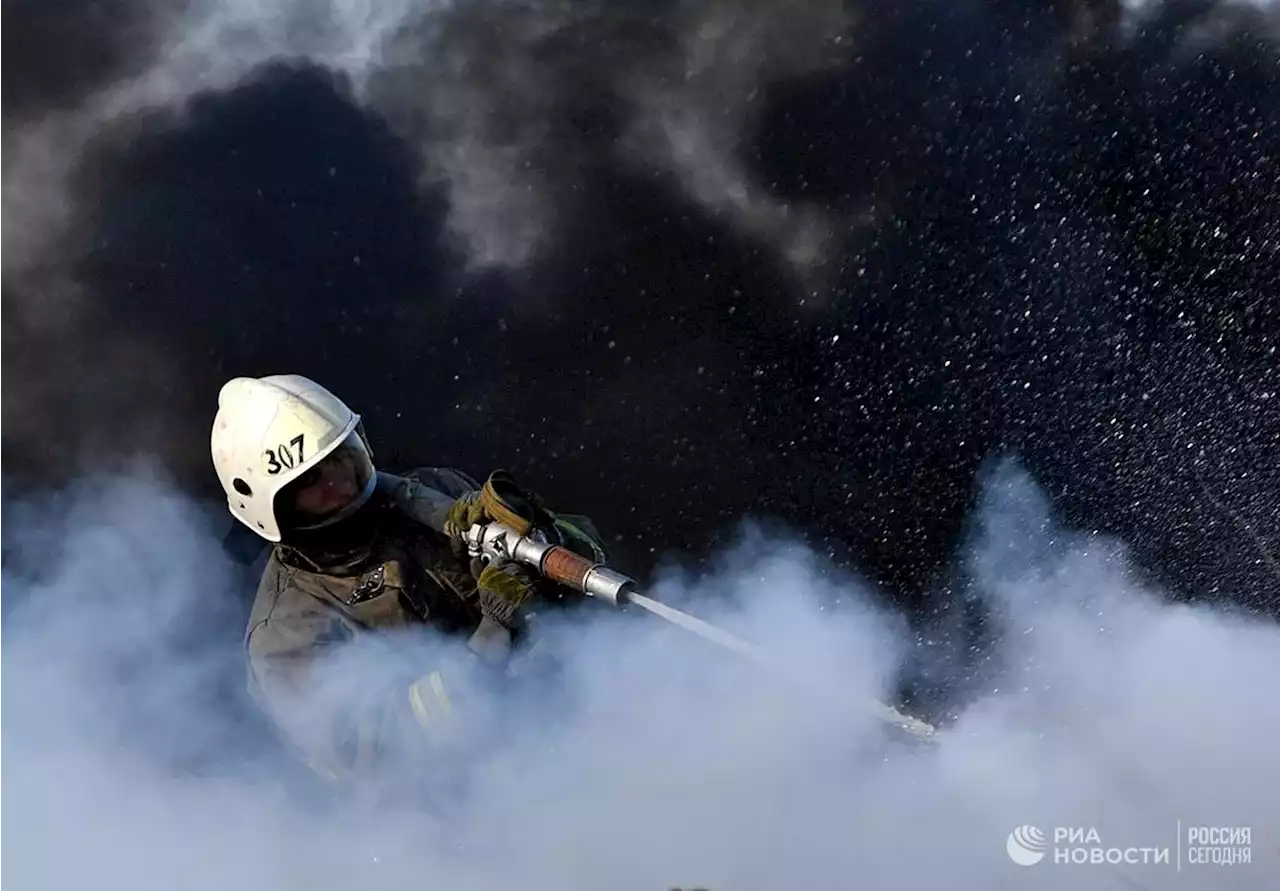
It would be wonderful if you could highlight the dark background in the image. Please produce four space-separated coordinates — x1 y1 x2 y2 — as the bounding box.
3 1 1278 720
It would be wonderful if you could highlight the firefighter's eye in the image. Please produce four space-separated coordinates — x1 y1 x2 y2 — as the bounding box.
293 466 322 489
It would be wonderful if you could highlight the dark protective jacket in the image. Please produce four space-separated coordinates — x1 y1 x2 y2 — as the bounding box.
243 467 601 785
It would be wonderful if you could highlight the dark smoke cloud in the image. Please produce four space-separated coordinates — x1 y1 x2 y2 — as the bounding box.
1 0 858 492
364 0 857 283
0 0 166 121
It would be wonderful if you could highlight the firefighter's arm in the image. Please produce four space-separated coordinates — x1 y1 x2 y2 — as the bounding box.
379 467 482 536
246 604 455 782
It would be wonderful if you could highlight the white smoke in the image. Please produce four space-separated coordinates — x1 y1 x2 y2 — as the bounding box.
4 456 1278 890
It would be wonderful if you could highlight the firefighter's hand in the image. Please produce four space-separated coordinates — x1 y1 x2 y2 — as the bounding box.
444 490 487 544
475 561 539 629
442 471 544 542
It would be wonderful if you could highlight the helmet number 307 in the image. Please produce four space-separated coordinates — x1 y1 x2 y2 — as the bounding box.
266 435 306 475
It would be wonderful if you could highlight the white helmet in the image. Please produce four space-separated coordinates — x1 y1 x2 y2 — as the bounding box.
211 375 376 542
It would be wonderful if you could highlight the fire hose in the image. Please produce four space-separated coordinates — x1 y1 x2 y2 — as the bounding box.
463 520 940 744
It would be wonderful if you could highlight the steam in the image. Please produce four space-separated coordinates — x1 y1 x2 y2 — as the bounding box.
5 457 1278 890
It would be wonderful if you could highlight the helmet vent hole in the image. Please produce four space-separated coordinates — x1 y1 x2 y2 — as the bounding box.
233 478 254 497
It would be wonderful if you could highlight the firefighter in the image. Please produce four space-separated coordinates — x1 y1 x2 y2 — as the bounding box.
211 373 606 786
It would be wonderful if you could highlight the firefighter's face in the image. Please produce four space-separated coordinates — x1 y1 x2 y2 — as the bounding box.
291 448 362 516
276 431 375 531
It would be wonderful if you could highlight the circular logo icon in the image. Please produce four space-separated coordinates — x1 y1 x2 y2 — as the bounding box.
1007 825 1047 866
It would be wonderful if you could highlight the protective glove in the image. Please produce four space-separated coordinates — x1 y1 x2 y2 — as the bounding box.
448 469 609 556
475 560 540 630
441 471 544 552
443 489 487 546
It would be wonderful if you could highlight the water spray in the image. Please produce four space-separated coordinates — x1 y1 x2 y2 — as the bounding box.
464 520 940 743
